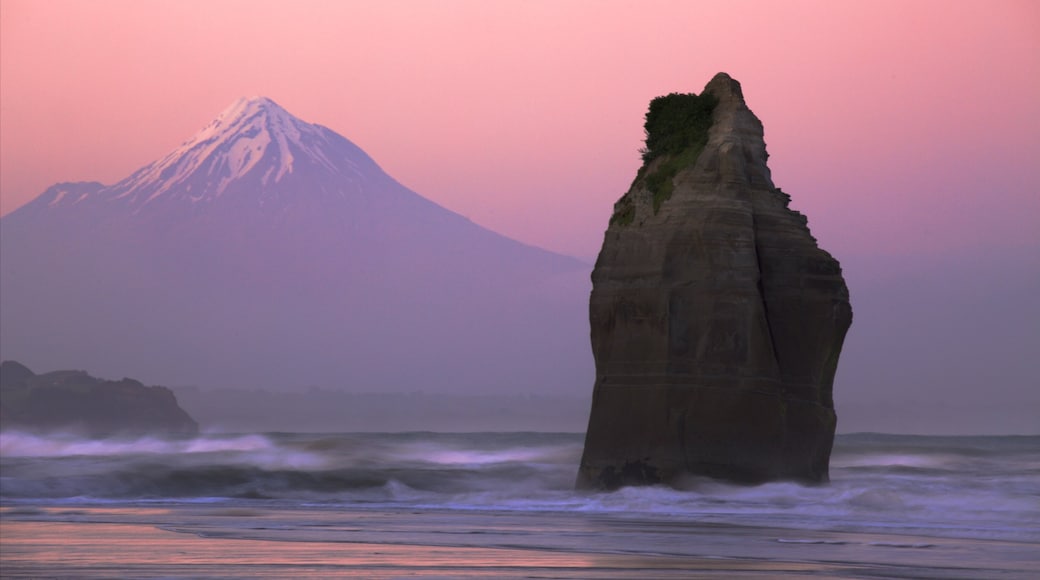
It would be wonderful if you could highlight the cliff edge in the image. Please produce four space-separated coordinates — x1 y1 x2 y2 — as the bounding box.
0 360 199 436
577 73 852 488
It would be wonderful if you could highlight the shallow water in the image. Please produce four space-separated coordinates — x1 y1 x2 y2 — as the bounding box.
2 432 1038 577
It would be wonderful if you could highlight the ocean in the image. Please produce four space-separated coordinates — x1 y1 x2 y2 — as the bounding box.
1 431 1037 578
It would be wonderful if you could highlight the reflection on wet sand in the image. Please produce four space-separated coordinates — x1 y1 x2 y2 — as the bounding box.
0 521 809 579
1 506 1037 579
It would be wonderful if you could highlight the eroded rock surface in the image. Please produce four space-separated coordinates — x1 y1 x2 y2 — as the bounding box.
577 73 852 488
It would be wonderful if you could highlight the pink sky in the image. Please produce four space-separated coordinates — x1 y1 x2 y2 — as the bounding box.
1 0 1038 260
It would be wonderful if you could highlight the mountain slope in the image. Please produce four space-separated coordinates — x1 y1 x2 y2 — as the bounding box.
1 98 591 396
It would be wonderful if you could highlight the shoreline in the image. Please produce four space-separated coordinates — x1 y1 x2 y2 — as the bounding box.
3 504 1037 579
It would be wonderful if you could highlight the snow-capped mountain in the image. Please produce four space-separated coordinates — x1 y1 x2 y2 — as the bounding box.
23 97 432 220
1 98 591 395
60 97 387 209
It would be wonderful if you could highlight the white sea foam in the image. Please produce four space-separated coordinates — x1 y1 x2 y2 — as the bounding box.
2 432 1037 543
830 452 956 469
0 432 275 457
397 441 575 466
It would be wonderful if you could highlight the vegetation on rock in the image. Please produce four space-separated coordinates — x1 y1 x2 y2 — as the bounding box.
609 196 636 226
610 91 718 224
639 92 718 164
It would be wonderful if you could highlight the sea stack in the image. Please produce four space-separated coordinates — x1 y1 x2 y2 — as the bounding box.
577 73 852 488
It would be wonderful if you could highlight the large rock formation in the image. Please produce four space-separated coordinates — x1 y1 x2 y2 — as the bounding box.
0 360 198 436
577 73 852 488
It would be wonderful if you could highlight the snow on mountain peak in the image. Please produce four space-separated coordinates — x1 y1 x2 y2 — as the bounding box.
218 95 280 120
111 96 363 206
206 96 297 140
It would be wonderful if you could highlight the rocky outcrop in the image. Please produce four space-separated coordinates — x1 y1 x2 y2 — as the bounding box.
0 360 198 436
577 73 852 488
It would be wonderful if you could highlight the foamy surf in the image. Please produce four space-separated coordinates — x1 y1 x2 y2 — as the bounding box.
1 432 1037 543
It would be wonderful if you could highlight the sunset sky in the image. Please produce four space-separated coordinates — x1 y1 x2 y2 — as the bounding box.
2 0 1038 431
3 0 1036 259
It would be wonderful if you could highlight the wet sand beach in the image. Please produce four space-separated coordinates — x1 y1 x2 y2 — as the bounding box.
2 505 1037 579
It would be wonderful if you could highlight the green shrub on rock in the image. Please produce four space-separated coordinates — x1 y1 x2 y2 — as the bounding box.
610 91 718 225
641 92 718 164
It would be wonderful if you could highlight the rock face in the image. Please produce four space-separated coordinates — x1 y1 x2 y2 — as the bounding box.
0 360 199 436
576 73 852 488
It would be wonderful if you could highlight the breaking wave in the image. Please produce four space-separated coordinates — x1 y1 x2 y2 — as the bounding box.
1 431 1037 542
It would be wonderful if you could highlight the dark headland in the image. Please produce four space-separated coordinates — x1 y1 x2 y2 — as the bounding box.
0 360 198 436
577 73 852 489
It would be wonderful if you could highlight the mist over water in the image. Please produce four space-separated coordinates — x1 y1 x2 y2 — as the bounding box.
2 431 1037 543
